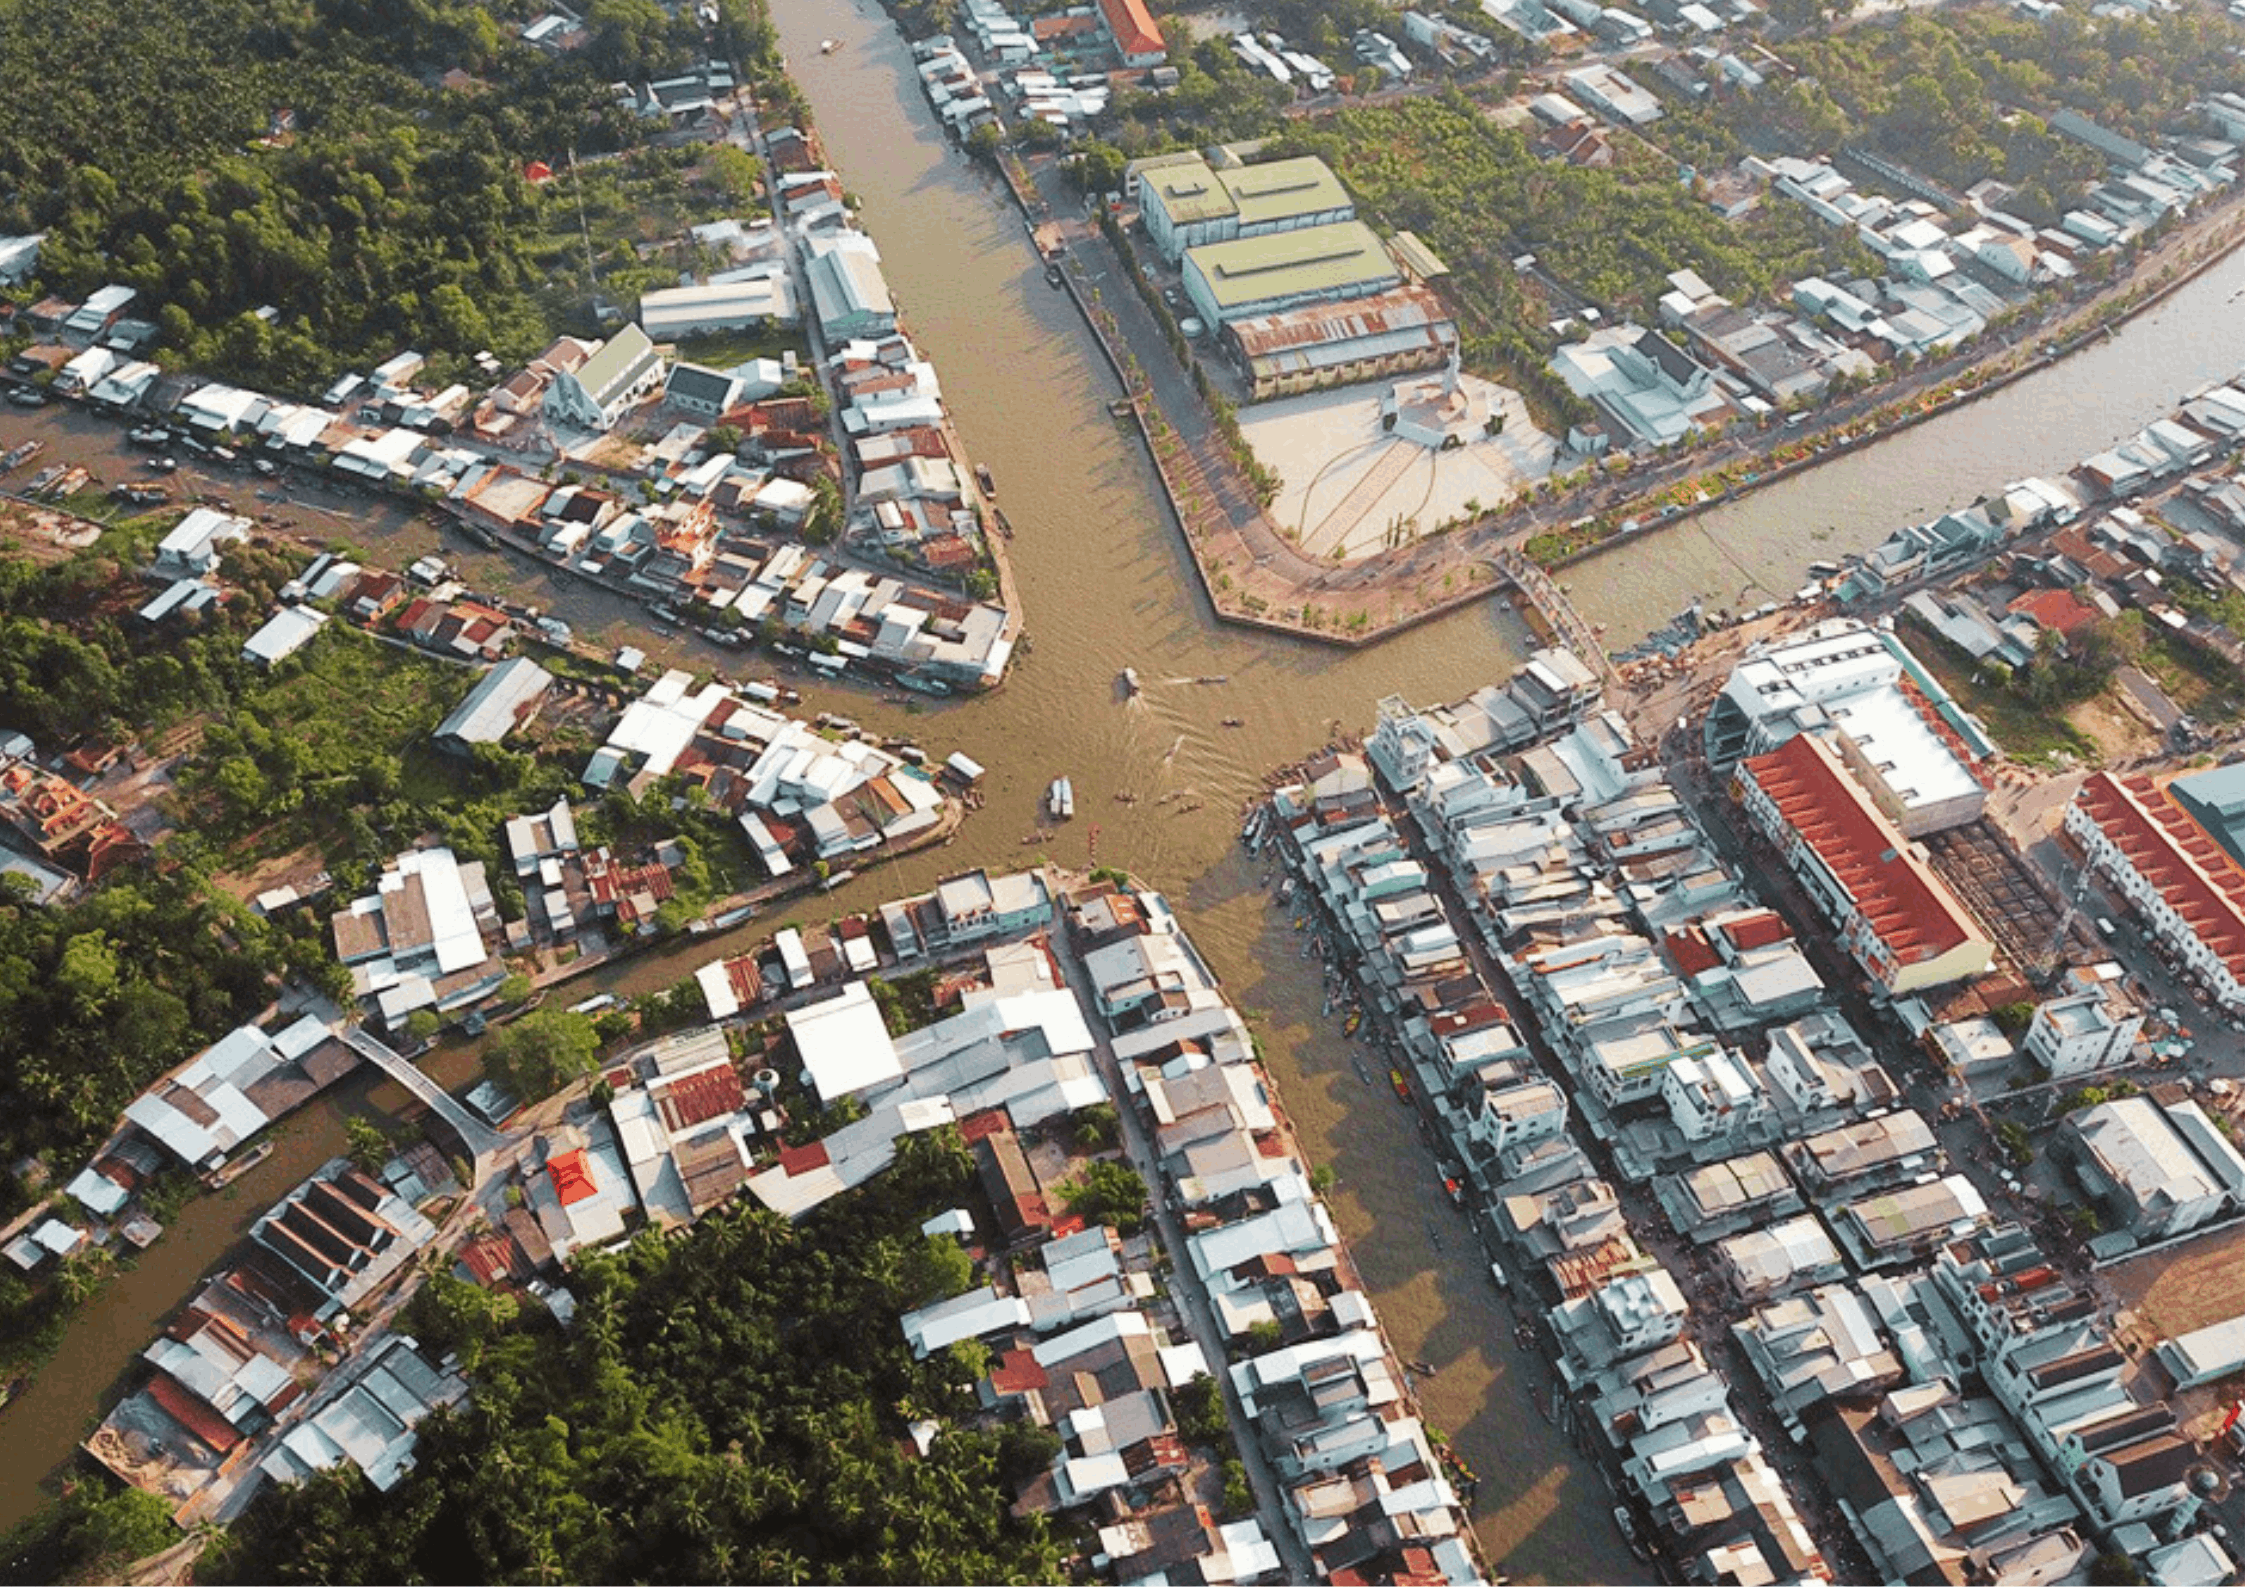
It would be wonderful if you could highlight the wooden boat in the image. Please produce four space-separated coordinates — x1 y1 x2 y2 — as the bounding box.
202 1139 275 1190
975 462 996 496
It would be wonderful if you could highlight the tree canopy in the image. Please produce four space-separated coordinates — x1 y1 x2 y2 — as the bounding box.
212 1127 1069 1585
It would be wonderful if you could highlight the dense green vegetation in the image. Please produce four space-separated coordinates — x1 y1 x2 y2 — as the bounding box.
1758 8 2243 223
211 1128 1073 1584
483 1007 602 1100
0 1480 177 1586
0 864 295 1219
1270 93 1872 417
0 0 775 391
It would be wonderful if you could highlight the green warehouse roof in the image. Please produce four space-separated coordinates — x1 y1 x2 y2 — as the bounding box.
1145 158 1239 226
1185 221 1399 310
1220 156 1353 228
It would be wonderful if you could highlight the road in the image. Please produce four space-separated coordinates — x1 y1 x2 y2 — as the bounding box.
1045 915 1320 1584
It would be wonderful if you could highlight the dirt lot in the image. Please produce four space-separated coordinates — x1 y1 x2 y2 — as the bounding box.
212 842 332 905
2068 688 2160 762
2106 1219 2245 1341
0 500 103 563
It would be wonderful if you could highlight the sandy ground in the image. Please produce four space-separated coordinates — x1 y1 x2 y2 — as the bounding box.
1243 377 1558 561
2107 1219 2245 1340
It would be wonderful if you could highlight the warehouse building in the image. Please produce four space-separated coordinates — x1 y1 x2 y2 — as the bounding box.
640 273 796 339
806 233 897 342
1139 155 1356 263
1181 221 1401 328
1223 284 1458 400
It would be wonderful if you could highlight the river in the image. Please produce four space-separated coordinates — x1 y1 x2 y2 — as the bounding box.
14 7 2245 1574
1564 253 2245 645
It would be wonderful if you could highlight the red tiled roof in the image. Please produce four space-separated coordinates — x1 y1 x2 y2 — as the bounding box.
147 1371 242 1452
1665 927 1721 977
2076 770 2245 983
548 1148 598 1207
1719 910 1791 952
458 1232 521 1287
1096 0 1165 55
957 1107 1011 1142
1741 734 1985 975
990 1346 1050 1395
2007 587 2100 639
778 1139 831 1176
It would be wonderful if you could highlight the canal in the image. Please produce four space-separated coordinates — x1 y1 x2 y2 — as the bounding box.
14 4 2245 1571
1564 251 2245 645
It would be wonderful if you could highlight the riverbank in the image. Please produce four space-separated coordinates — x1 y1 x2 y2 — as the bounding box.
996 127 2245 651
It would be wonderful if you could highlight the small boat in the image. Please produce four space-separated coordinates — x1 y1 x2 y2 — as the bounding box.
203 1139 275 1190
895 673 952 697
1353 1056 1371 1086
1276 877 1295 903
819 36 840 51
1390 1068 1410 1103
1410 1359 1438 1377
1444 1176 1464 1206
975 462 996 496
1221 717 1244 728
1194 674 1229 685
1045 263 1066 288
1121 666 1142 697
1047 776 1074 820
1806 559 1841 577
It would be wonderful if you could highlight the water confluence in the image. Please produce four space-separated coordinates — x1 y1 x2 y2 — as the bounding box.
15 6 2245 1573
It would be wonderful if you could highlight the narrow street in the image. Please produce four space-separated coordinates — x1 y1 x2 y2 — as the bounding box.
1045 919 1320 1584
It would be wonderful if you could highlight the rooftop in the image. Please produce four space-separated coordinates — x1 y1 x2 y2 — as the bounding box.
1184 222 1399 310
1741 734 1988 972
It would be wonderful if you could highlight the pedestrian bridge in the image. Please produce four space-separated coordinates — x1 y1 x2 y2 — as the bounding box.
337 1024 508 1168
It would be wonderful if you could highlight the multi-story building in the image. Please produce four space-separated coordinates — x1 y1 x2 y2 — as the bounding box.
544 324 664 431
2066 770 2245 1014
1704 621 1990 839
1138 154 1355 262
2024 987 2143 1079
1736 733 1994 996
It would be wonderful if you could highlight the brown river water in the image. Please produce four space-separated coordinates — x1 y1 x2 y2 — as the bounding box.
12 6 2245 1573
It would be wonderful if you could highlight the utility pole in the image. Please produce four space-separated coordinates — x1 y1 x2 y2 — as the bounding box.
570 146 600 305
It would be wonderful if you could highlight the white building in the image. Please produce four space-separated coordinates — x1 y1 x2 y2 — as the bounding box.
240 604 329 668
640 273 797 339
155 507 252 578
1661 1050 1768 1142
805 232 897 342
1701 619 1988 835
2063 1094 2245 1241
545 324 664 431
2024 989 2142 1079
2067 771 2245 1015
330 847 506 1028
